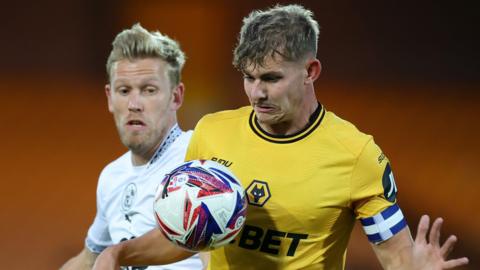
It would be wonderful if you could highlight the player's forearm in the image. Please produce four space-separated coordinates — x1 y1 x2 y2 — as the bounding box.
379 248 414 270
60 258 92 270
372 227 414 269
60 248 98 270
93 228 195 269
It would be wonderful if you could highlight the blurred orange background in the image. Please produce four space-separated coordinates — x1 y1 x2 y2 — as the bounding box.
0 1 478 269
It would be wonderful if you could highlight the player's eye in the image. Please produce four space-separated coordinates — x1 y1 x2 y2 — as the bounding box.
117 87 130 95
262 75 281 83
243 74 255 82
143 87 158 95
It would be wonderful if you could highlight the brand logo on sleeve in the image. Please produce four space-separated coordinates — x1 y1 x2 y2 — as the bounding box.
382 163 397 202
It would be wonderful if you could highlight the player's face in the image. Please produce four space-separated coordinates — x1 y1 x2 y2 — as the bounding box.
243 55 313 134
106 58 183 160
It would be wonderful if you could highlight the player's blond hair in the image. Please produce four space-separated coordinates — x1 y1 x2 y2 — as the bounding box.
233 4 319 71
106 23 186 86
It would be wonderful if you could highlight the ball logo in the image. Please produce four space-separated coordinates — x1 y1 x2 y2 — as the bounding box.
166 173 189 194
121 183 137 213
246 180 271 207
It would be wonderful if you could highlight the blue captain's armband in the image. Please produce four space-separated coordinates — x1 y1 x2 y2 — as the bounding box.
360 204 407 244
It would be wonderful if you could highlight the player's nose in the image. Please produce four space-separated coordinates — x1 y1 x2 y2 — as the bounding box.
250 81 267 100
127 90 143 112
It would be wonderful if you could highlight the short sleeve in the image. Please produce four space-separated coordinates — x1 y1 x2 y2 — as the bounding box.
351 138 407 244
85 173 112 253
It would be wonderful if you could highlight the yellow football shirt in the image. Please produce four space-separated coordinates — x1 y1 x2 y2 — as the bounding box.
186 105 404 269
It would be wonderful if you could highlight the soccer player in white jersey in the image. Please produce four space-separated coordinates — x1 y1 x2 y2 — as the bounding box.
60 24 205 270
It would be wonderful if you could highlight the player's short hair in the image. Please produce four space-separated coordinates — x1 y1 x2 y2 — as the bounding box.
233 4 320 71
106 23 186 86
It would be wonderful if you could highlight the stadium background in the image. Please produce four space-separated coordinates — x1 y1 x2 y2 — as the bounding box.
0 1 478 269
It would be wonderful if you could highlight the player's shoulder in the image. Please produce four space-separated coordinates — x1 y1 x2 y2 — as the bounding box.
160 130 192 162
101 151 131 175
322 110 375 157
177 129 193 144
197 106 251 127
97 151 131 189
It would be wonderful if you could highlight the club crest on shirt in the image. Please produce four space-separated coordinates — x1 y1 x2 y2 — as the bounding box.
382 163 398 202
246 180 271 207
121 183 137 213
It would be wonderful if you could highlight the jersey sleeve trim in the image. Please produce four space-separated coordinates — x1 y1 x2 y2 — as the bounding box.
85 237 106 254
360 203 407 244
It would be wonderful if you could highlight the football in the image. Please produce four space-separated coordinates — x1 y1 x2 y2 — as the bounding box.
154 160 247 251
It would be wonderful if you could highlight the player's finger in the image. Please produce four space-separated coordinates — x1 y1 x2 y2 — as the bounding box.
443 257 469 269
429 217 443 246
415 215 430 244
440 235 457 258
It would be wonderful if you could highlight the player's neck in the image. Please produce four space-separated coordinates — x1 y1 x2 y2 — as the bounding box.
130 122 177 166
131 152 153 166
131 142 161 166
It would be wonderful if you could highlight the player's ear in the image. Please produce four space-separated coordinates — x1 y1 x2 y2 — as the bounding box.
305 58 321 84
171 82 185 111
105 84 114 113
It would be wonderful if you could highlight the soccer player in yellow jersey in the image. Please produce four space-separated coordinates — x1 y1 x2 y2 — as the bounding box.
93 4 468 270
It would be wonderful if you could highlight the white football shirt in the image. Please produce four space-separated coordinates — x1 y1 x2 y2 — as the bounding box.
86 125 202 269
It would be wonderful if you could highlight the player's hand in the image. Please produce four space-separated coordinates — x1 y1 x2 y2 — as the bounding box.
92 246 120 270
409 215 469 269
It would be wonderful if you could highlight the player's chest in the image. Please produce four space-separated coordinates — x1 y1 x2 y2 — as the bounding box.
103 174 160 243
201 147 354 224
239 162 351 229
